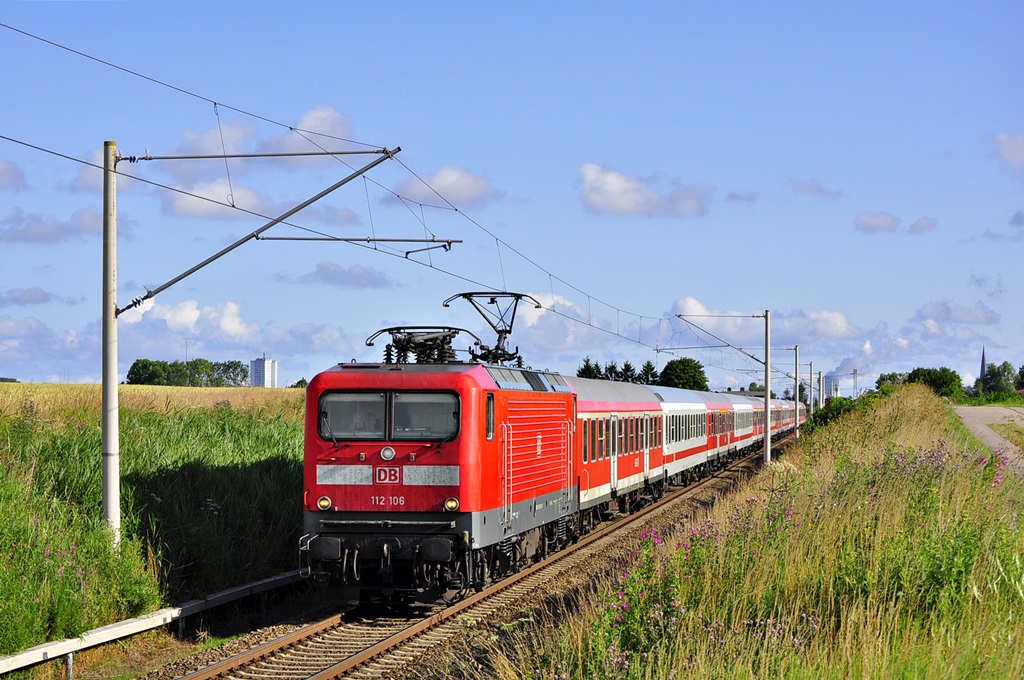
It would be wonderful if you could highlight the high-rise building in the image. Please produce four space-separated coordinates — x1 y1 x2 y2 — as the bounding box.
250 354 278 388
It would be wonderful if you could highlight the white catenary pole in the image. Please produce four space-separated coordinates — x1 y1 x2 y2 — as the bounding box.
102 141 120 546
794 344 799 440
764 309 771 464
808 360 814 420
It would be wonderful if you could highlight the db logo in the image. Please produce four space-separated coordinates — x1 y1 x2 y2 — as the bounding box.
374 466 400 484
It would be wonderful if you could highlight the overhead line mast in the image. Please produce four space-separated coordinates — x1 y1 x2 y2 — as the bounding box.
102 142 459 545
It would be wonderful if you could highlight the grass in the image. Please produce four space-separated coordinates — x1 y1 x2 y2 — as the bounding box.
0 383 304 658
990 423 1024 452
440 385 1024 678
4 381 1021 676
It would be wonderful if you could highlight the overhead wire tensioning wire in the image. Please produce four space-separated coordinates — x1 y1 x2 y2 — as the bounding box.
213 103 236 207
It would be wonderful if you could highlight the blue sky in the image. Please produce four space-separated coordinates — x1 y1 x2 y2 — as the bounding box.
2 1 1021 396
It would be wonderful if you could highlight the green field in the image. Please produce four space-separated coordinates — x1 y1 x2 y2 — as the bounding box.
4 382 1023 679
0 383 304 657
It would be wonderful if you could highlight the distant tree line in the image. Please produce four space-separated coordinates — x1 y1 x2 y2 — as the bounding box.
125 358 249 387
577 356 710 391
875 361 1024 400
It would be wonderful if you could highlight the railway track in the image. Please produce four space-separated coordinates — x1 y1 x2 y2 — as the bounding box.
176 449 768 680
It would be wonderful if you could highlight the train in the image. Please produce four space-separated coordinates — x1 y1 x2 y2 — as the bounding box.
300 295 806 604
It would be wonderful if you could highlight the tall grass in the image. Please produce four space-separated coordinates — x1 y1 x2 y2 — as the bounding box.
0 384 304 656
459 385 1024 678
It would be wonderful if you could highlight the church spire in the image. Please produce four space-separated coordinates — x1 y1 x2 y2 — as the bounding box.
980 346 987 379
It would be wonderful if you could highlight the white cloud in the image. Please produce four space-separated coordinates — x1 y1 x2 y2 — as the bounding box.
853 211 901 233
0 287 77 308
0 207 99 243
914 300 999 326
994 132 1024 167
178 118 259 157
784 309 859 339
0 157 27 191
725 191 758 206
259 105 355 154
579 163 714 217
969 273 1004 298
393 165 503 208
788 178 845 200
162 178 270 218
210 300 259 340
908 216 937 234
296 261 395 288
121 298 258 341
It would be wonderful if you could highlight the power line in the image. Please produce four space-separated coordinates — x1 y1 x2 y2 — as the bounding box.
2 21 794 375
0 21 381 150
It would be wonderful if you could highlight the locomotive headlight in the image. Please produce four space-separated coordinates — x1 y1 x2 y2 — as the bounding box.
444 497 460 512
380 446 396 461
317 496 333 511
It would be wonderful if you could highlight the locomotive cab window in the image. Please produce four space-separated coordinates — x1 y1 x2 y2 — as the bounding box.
319 392 387 440
392 392 459 440
318 391 459 441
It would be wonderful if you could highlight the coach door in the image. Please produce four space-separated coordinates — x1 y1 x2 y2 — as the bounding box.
609 414 619 494
643 414 650 480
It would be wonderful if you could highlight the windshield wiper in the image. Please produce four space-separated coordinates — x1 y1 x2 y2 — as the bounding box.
321 410 338 447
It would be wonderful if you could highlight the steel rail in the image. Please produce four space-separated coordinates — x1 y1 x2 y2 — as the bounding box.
310 451 767 679
179 443 784 679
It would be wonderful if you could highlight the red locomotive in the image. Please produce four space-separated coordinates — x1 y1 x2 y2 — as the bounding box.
300 294 805 603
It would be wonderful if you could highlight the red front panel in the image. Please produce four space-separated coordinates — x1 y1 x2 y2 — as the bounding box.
304 365 492 515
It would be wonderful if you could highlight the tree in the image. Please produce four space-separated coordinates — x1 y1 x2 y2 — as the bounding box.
657 358 709 391
976 361 1017 395
638 361 659 385
214 360 248 387
165 360 189 386
620 361 638 383
290 377 309 389
1018 364 1024 391
811 395 855 428
906 366 964 399
187 358 215 387
876 372 907 390
577 357 602 379
782 384 809 403
127 357 250 387
126 358 169 385
602 362 621 382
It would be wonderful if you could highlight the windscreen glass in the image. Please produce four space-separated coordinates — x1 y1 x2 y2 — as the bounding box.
319 392 386 440
392 392 459 440
318 391 459 441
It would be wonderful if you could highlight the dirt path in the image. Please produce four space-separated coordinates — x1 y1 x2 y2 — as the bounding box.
953 405 1024 467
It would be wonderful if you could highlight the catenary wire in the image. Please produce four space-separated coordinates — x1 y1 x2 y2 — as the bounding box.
1 21 805 382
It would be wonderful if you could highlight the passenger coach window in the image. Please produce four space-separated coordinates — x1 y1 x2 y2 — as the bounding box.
582 420 589 462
